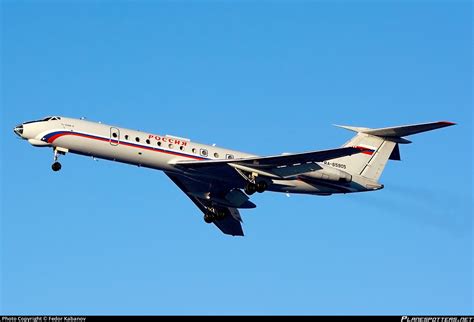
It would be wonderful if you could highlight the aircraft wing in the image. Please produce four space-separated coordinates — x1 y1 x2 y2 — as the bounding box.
174 146 360 179
165 147 360 236
165 172 245 236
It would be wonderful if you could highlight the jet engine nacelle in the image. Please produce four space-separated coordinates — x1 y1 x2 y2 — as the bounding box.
303 167 352 183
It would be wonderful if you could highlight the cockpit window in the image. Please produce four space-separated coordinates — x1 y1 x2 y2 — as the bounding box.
23 116 61 125
42 116 61 121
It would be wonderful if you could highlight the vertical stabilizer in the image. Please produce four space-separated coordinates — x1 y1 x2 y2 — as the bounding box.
331 121 455 182
331 133 393 181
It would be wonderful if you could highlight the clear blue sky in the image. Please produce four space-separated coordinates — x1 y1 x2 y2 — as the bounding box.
1 0 472 315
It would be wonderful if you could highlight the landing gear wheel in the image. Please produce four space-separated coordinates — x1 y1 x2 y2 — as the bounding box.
52 162 62 172
245 183 257 195
204 213 214 224
256 181 268 193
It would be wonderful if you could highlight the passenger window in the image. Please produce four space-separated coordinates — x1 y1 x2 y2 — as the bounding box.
169 144 174 149
226 154 234 160
146 139 150 144
214 152 219 158
200 149 208 157
125 135 129 140
157 141 162 147
112 133 118 138
192 148 197 154
180 146 185 151
135 137 140 142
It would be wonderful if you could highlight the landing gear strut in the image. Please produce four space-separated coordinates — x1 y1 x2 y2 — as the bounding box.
233 167 269 195
51 148 64 172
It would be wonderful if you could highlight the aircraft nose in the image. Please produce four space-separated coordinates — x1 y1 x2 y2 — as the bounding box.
13 124 24 137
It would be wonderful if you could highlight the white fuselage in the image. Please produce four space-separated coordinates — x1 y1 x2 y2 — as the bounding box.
15 116 374 195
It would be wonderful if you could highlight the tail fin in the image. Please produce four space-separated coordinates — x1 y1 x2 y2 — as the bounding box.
331 121 455 182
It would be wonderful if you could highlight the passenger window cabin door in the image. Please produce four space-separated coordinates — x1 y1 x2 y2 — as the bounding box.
110 127 120 146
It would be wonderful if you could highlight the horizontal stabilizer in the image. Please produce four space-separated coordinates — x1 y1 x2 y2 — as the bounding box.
363 121 456 137
335 121 455 143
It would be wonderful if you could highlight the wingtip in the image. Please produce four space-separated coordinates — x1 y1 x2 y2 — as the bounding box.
439 121 456 126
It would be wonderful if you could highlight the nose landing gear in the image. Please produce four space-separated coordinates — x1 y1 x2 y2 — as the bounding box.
52 162 62 172
51 147 67 172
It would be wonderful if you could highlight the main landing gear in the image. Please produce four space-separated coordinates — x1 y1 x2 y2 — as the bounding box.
233 167 269 196
244 181 267 195
203 208 228 224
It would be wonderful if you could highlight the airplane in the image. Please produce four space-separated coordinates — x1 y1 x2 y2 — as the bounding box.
13 116 455 236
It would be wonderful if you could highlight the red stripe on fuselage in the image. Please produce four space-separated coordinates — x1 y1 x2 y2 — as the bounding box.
48 132 204 161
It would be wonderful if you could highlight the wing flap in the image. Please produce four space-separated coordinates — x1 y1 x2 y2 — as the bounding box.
268 162 322 178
